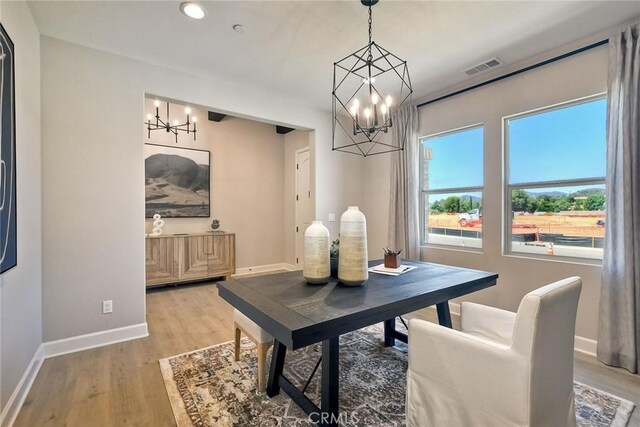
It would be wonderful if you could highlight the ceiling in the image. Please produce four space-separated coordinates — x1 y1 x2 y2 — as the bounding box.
27 1 640 110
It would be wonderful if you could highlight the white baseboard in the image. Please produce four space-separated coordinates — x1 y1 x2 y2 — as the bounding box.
574 335 597 357
424 302 597 357
0 345 44 427
41 322 149 359
233 263 299 277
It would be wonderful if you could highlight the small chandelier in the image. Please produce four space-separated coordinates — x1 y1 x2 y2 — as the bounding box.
332 0 412 157
146 101 197 143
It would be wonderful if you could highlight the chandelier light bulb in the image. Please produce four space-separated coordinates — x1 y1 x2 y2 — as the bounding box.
351 99 360 116
146 113 152 121
192 117 197 122
371 93 379 105
173 120 179 126
386 95 392 107
381 104 387 115
364 108 371 118
154 100 160 108
185 107 191 115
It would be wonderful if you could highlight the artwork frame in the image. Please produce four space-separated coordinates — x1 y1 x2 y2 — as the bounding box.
144 143 211 218
0 23 17 275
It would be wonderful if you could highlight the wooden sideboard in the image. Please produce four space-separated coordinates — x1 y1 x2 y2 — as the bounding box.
145 232 236 288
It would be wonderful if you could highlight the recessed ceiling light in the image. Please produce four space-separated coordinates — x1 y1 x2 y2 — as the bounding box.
233 24 247 33
180 2 206 20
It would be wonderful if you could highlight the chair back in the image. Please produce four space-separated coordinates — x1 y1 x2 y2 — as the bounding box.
512 276 582 425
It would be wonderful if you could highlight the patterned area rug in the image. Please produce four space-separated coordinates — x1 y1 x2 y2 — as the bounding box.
160 323 635 426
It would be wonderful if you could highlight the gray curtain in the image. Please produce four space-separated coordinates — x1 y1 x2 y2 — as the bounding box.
388 105 420 260
598 22 640 373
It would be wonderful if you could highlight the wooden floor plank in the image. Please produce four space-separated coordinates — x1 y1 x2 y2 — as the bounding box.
13 280 640 426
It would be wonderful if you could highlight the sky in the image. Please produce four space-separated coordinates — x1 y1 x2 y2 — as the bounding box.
422 97 606 196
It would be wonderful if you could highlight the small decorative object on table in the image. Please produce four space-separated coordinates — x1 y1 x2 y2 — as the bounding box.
152 213 165 236
210 219 221 233
338 206 368 286
303 221 330 284
383 248 402 269
330 238 340 278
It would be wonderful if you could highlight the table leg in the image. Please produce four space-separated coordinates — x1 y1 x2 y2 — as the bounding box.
383 318 396 347
266 339 286 397
320 337 339 427
436 302 453 328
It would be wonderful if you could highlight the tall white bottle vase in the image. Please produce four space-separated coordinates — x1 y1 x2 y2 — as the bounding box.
303 221 330 284
338 206 368 286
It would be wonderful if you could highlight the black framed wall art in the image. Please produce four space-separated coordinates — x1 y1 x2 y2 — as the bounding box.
0 23 16 274
144 144 211 218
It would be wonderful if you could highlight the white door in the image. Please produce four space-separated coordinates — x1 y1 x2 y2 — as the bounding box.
295 149 312 267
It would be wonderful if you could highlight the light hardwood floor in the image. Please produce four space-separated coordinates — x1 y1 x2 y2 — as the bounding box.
15 280 640 426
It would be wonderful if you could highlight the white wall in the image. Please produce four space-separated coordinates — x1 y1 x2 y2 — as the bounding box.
143 101 287 268
365 46 608 341
40 36 364 342
0 0 42 417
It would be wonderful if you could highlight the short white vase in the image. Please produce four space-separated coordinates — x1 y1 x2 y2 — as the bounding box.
338 206 368 286
303 221 330 284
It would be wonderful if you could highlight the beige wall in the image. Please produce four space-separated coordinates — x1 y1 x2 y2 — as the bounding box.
0 0 42 416
363 153 391 259
365 46 608 341
40 36 364 342
323 150 366 240
143 101 287 268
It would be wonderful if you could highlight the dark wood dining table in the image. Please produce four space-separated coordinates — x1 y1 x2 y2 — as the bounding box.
217 259 498 426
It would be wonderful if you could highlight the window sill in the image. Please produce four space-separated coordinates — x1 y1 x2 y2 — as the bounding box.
502 252 602 267
421 244 484 256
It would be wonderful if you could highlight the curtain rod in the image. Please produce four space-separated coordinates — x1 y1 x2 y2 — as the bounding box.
417 39 609 108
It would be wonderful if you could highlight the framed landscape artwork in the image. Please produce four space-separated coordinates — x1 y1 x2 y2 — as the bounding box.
1 24 17 274
144 144 211 218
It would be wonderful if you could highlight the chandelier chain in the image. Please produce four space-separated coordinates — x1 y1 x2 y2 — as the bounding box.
368 6 372 46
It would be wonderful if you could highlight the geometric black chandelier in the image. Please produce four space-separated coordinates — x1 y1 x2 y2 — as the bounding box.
332 0 412 156
146 100 197 143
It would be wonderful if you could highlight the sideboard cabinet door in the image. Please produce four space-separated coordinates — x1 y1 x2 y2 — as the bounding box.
179 236 210 281
145 237 177 286
207 234 235 278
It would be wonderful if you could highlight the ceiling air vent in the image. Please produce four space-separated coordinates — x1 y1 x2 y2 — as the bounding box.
464 57 503 76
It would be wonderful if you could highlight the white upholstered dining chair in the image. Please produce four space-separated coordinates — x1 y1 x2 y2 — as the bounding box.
406 277 582 427
233 309 273 392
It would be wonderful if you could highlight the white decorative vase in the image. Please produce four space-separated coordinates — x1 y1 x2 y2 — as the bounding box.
338 206 368 286
303 221 330 284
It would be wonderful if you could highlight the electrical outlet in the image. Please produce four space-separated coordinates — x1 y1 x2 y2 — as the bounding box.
328 213 336 222
102 300 113 314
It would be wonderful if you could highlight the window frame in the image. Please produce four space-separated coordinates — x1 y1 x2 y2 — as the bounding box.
419 123 485 249
502 93 607 262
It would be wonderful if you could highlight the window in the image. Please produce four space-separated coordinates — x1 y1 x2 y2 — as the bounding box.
505 95 606 260
421 125 484 248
